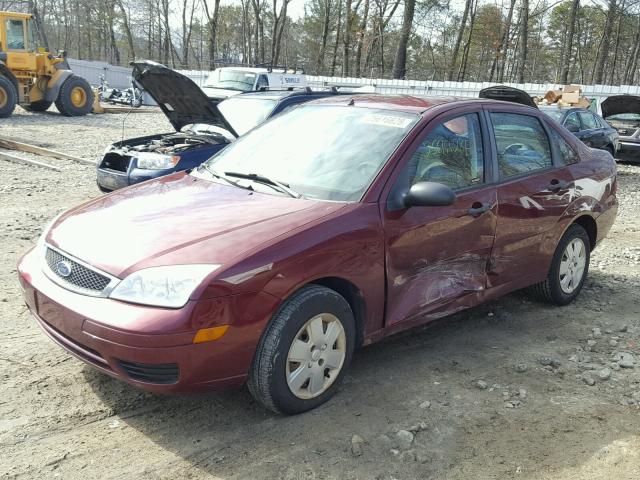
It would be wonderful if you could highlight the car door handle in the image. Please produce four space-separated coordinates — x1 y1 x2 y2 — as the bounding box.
548 179 569 192
467 202 492 217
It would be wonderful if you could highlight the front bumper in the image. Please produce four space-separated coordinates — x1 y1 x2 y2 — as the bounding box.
616 138 640 159
17 248 279 393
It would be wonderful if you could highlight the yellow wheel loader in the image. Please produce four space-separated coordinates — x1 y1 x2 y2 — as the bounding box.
0 11 93 118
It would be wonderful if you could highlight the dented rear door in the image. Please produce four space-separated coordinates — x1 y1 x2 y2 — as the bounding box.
382 108 497 326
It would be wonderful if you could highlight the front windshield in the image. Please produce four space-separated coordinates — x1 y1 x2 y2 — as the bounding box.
201 105 419 201
218 97 277 135
205 70 256 92
606 113 640 121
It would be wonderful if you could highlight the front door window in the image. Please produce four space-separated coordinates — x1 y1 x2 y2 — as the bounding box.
6 19 25 50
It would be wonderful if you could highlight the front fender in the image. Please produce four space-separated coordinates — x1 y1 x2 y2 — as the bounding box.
45 70 73 102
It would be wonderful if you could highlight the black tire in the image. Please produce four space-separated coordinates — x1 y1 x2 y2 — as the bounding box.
22 100 53 112
0 76 17 118
531 224 590 305
248 285 356 415
55 75 94 116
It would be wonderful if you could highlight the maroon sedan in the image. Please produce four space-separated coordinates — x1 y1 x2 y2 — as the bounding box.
18 96 617 414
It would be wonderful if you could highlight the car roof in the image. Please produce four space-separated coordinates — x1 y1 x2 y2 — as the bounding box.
539 106 585 113
305 95 510 114
227 89 365 101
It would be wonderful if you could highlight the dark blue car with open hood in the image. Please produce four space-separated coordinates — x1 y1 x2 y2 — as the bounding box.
97 60 362 192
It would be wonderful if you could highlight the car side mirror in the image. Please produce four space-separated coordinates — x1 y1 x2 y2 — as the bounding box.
403 182 456 208
566 124 580 133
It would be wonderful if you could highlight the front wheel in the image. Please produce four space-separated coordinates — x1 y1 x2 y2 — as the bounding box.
248 285 356 414
531 224 590 305
55 75 94 116
0 76 17 118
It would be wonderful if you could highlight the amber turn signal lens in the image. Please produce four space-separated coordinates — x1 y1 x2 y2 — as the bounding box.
193 325 229 343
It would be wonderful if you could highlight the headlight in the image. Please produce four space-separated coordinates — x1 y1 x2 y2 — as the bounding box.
109 264 221 308
136 152 180 170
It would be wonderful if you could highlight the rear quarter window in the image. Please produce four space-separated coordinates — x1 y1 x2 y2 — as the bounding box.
547 126 580 165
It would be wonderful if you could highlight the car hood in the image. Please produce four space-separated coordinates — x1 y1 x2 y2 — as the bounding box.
601 95 640 118
479 85 538 109
46 173 344 278
131 60 238 137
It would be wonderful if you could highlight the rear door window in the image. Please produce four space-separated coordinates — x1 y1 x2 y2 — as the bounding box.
490 112 553 179
579 112 598 130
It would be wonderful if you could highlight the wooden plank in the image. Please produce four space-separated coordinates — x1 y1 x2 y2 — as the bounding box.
0 151 61 172
0 137 96 166
99 106 157 114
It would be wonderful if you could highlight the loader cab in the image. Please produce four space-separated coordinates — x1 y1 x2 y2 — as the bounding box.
0 12 39 71
0 12 38 52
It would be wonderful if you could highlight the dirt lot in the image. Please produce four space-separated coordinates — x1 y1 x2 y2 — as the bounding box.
1 108 640 480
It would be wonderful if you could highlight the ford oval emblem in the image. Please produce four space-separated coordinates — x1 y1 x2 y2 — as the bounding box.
56 261 72 278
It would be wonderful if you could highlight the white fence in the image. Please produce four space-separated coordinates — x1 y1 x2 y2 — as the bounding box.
68 58 640 111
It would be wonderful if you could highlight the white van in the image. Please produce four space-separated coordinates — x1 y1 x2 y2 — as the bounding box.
202 66 307 99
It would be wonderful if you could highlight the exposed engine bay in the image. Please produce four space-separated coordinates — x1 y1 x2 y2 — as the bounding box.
125 131 228 155
606 118 640 136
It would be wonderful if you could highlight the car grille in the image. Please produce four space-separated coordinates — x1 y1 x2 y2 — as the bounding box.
118 360 180 384
45 247 111 294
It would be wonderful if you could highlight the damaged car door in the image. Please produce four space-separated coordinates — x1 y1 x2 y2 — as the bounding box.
487 109 574 288
382 110 497 325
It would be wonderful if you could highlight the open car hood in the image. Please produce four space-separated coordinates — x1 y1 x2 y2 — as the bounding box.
131 60 238 137
601 95 640 118
479 85 538 109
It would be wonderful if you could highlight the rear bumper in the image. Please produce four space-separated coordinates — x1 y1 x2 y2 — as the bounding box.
17 248 279 393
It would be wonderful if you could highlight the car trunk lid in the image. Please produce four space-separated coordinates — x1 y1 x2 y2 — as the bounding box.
479 85 538 109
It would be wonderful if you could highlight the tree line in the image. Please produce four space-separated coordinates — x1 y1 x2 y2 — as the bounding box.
2 0 640 85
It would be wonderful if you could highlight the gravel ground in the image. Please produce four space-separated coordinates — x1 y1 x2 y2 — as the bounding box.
1 108 640 480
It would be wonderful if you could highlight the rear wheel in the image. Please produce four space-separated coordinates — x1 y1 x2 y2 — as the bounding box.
55 75 94 116
0 76 17 118
23 100 53 112
248 285 356 414
531 224 590 305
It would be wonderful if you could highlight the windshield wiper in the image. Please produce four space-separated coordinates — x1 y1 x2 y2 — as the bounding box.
199 164 253 191
224 171 303 198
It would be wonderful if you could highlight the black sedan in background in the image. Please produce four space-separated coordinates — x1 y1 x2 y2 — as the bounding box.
540 106 619 156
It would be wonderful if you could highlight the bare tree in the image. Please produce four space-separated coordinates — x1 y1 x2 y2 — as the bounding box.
517 0 529 83
203 0 221 68
391 0 415 79
593 0 616 84
316 0 332 73
448 0 471 81
559 0 579 84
